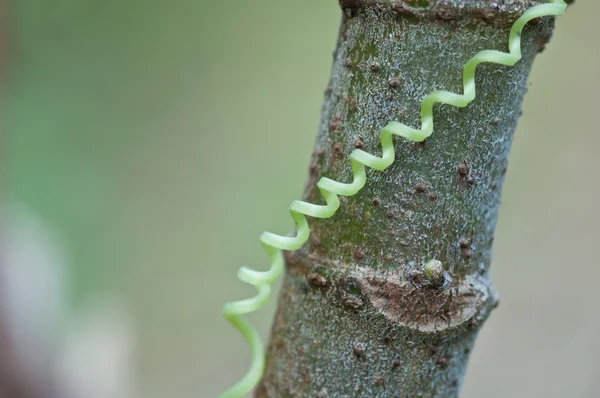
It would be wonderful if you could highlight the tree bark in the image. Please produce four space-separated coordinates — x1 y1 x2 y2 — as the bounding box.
259 1 557 397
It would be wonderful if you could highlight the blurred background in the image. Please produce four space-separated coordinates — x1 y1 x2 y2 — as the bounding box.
1 1 598 397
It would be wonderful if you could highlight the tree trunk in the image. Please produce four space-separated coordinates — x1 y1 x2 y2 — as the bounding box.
258 1 559 397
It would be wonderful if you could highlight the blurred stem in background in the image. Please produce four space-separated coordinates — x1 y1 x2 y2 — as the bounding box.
5 1 134 306
2 2 152 397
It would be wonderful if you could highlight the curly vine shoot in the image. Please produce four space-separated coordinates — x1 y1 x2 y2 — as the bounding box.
219 1 568 397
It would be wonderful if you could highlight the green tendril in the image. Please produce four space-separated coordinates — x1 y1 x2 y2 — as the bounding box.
219 1 567 396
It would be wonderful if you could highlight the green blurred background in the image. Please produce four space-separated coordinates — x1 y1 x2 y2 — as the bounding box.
3 1 599 397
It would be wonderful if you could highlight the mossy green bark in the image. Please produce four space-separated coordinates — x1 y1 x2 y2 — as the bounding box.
259 1 555 397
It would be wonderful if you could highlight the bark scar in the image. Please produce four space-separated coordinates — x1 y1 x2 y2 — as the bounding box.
357 272 490 333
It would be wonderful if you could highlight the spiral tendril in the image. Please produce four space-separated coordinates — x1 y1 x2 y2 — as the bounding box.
220 2 567 396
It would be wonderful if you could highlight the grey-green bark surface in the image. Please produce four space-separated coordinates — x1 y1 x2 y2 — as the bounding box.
259 1 557 397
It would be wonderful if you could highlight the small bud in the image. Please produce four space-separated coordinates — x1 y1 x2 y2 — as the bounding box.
424 259 443 279
424 259 446 288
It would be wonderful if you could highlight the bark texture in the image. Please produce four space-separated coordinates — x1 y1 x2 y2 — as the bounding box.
259 1 556 396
